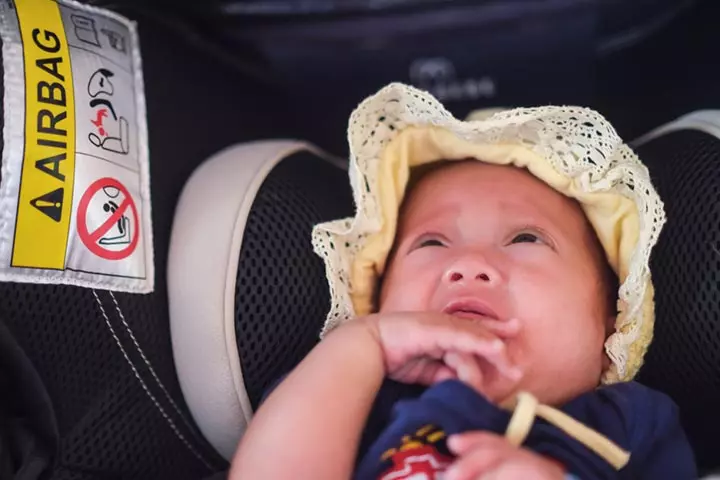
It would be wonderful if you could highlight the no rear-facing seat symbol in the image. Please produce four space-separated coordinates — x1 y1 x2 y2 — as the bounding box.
99 187 131 246
77 178 139 260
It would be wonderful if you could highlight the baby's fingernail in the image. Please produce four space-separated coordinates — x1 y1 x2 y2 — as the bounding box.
491 339 504 351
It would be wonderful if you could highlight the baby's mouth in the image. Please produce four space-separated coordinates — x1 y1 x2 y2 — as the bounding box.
448 310 491 321
442 299 500 321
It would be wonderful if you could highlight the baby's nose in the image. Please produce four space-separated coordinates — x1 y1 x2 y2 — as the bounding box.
444 257 500 285
448 271 490 282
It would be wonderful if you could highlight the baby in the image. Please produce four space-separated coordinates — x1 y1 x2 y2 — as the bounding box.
230 84 696 479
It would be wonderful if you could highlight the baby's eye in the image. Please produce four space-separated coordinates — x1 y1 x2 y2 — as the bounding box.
410 234 447 251
418 238 445 248
510 232 543 244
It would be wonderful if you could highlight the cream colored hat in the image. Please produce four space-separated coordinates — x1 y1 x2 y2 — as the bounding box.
311 83 666 383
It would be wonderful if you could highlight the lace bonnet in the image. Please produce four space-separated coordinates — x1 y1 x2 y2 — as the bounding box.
311 83 666 383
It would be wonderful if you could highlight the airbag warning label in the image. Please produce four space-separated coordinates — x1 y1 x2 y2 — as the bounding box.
0 0 153 292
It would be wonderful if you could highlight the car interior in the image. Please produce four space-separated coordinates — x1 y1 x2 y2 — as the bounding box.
1 0 719 478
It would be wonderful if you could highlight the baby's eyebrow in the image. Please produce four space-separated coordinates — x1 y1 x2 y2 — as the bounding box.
400 212 448 233
395 224 447 250
502 208 559 230
507 217 553 230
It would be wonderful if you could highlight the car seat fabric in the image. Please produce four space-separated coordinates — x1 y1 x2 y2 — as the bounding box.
0 320 57 480
168 141 354 460
0 265 222 480
230 149 353 411
632 112 720 474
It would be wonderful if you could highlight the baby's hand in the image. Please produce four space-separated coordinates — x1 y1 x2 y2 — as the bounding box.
445 432 566 480
363 312 522 399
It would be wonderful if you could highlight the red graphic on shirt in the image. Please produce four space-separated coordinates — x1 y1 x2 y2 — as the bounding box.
379 445 453 480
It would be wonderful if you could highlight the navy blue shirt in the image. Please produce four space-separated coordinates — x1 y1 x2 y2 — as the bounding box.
353 379 696 480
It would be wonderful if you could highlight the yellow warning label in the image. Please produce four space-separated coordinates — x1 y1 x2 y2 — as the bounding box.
12 0 75 269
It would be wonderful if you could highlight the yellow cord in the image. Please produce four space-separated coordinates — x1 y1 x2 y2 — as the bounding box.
503 392 631 470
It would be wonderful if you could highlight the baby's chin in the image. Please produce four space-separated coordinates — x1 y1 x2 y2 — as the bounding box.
467 361 604 409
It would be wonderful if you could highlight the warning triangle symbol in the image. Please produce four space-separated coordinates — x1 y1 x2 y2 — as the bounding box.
30 188 64 222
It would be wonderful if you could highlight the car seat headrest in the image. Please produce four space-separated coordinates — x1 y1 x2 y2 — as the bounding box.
633 112 720 473
167 141 353 460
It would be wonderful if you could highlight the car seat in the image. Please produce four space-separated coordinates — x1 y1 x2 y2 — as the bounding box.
168 111 720 476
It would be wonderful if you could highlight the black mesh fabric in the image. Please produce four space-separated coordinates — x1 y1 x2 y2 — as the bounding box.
234 151 354 409
635 129 720 473
0 286 224 479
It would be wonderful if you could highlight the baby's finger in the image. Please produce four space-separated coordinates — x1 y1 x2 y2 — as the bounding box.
479 317 521 339
421 323 499 358
392 356 463 386
444 352 484 392
430 321 513 369
444 434 511 480
391 357 423 382
447 431 507 456
474 342 523 382
415 362 452 386
431 365 457 384
396 314 521 380
394 357 438 383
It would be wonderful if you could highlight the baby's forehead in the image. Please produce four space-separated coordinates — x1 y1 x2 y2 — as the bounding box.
410 161 535 195
414 160 538 187
399 160 590 233
407 161 572 210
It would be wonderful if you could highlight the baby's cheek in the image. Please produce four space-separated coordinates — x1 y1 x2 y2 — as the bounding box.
380 255 434 311
548 321 606 385
516 326 604 404
515 313 601 368
379 270 433 312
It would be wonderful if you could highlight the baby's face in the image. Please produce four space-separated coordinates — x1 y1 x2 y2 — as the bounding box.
379 161 614 406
